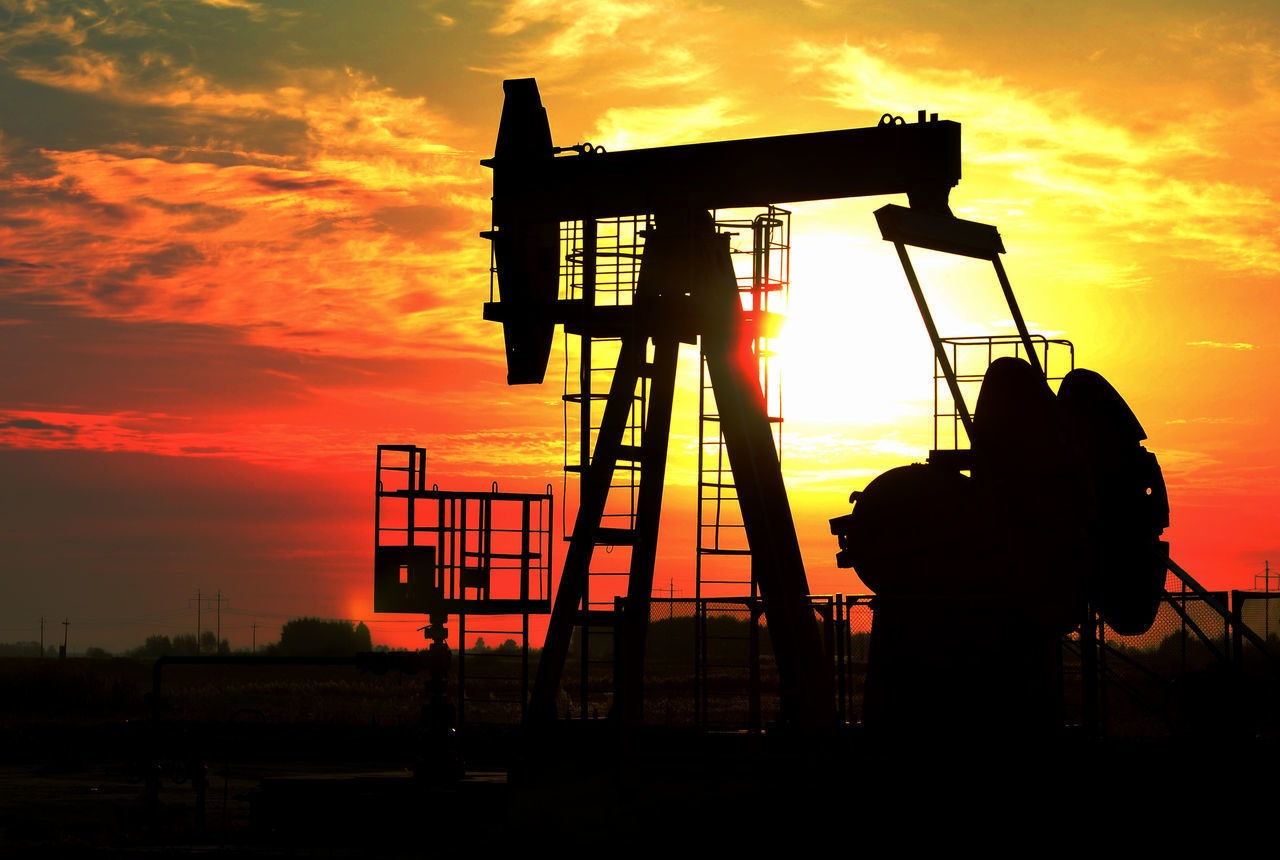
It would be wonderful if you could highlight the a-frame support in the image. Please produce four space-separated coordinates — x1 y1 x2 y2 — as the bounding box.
529 209 833 734
695 216 833 733
528 220 684 727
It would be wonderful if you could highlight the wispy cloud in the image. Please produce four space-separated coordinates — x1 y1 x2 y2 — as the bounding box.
0 27 498 361
789 38 1280 277
482 0 714 91
491 0 658 49
1 148 490 358
0 415 79 434
0 397 563 475
590 97 748 149
1186 340 1256 350
198 0 268 17
1149 447 1221 478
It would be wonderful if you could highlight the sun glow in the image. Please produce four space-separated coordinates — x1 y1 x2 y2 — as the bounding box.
779 217 1051 427
770 210 1058 505
779 228 934 428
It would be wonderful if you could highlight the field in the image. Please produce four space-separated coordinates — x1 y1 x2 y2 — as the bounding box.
0 654 800 851
2 649 1277 853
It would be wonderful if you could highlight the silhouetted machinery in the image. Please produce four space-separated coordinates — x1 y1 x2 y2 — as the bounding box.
830 359 1169 732
470 77 1170 736
483 79 989 733
373 444 554 773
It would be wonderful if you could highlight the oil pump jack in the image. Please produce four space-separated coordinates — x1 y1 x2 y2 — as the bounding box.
427 75 1176 741
480 78 1041 734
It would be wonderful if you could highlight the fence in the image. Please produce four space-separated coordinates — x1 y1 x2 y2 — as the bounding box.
540 596 867 730
138 584 1277 740
1076 572 1231 736
1233 590 1280 674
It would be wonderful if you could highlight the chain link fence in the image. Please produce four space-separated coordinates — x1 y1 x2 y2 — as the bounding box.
451 580 1278 736
1085 572 1231 736
1234 591 1280 673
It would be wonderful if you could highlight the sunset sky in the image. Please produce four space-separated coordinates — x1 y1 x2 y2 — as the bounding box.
1 0 1277 652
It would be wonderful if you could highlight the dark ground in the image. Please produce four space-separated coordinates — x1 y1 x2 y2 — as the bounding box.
1 657 1275 854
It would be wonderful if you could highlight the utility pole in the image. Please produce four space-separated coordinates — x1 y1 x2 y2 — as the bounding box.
189 590 229 653
1258 560 1274 639
216 589 227 654
60 618 69 660
251 623 257 655
191 589 202 652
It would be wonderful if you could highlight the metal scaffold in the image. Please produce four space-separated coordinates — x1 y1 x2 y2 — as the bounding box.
372 445 554 736
548 205 795 729
557 214 650 720
695 206 789 730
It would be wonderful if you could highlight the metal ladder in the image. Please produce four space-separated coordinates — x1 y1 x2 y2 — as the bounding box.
558 216 651 720
694 207 789 729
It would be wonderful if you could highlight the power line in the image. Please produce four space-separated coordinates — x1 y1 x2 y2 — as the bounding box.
1255 560 1274 592
189 589 230 653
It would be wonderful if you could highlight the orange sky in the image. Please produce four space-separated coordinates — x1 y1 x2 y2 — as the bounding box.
1 0 1277 651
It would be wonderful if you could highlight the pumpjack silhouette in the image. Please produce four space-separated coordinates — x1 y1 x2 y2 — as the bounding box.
378 77 1201 742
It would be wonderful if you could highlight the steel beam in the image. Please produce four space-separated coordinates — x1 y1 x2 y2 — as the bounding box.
490 120 960 225
693 213 835 734
527 330 645 723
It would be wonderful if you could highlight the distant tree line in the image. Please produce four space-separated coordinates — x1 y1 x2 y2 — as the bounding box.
0 633 231 659
0 642 56 658
465 637 523 655
0 618 377 659
131 631 231 659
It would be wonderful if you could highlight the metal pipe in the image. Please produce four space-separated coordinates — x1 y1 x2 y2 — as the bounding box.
895 242 974 441
991 255 1042 377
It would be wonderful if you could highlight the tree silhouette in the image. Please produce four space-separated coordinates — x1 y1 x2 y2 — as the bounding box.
277 618 372 656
